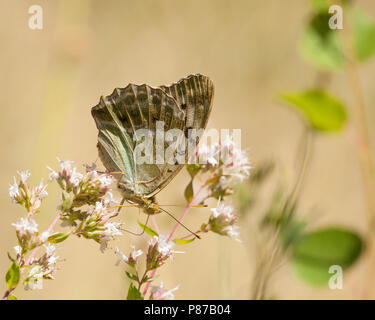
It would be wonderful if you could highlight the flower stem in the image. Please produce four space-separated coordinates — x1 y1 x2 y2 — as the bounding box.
167 184 205 242
342 14 375 299
142 183 206 297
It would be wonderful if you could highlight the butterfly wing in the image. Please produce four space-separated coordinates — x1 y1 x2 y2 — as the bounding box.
91 74 214 197
160 74 214 137
92 84 185 196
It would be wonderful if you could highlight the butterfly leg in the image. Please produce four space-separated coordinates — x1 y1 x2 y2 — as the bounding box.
114 196 126 217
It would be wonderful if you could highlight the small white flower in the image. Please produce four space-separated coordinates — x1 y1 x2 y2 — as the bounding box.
161 285 179 300
103 222 123 237
94 201 104 213
12 217 38 234
197 145 219 165
35 180 48 199
9 177 20 201
151 282 179 300
103 192 119 206
225 225 241 241
17 170 31 183
150 235 175 257
14 245 22 256
97 174 114 187
40 231 50 242
210 203 235 218
44 244 56 256
115 247 129 266
100 222 123 252
27 265 44 279
115 245 143 266
221 135 236 150
47 255 59 265
24 266 44 290
69 167 83 186
47 166 59 181
57 158 73 171
130 245 143 259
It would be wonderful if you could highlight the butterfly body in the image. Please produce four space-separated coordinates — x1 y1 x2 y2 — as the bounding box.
91 74 214 215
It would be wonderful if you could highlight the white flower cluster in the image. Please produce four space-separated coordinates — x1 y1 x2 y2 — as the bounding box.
195 136 251 199
9 170 48 213
202 201 240 241
23 244 59 291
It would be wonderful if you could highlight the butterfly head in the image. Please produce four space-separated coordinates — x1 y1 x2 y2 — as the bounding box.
141 196 161 215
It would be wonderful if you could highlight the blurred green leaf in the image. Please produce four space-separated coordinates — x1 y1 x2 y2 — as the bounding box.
352 8 375 62
48 232 70 244
300 12 344 70
126 283 144 300
184 181 194 203
7 294 17 300
280 219 307 249
292 228 363 286
174 237 195 245
279 89 347 132
138 221 158 237
236 182 255 214
309 0 329 12
6 261 20 289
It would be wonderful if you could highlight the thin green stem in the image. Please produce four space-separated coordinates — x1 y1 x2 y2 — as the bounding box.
341 14 375 299
289 126 314 205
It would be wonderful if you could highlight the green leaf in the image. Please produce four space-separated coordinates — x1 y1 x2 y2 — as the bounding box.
137 221 158 237
300 12 344 70
7 294 18 300
174 237 196 245
125 271 138 281
126 283 144 300
352 8 375 62
292 228 363 286
184 181 194 203
6 261 20 289
61 193 74 213
48 232 70 244
186 164 200 178
7 252 15 262
279 90 347 132
309 0 329 12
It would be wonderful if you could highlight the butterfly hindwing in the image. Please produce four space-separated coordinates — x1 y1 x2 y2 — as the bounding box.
160 74 214 134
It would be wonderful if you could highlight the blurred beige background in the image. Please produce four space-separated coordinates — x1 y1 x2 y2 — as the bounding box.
0 0 375 299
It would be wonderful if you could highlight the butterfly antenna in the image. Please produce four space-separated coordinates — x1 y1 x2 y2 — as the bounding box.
119 214 150 237
159 207 201 239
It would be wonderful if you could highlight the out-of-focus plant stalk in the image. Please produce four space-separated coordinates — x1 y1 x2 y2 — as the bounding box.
342 13 375 299
251 230 283 300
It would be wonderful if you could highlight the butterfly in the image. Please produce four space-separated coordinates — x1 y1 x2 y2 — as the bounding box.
91 74 214 215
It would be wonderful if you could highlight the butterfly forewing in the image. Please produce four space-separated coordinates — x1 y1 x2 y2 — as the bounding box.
91 74 214 198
